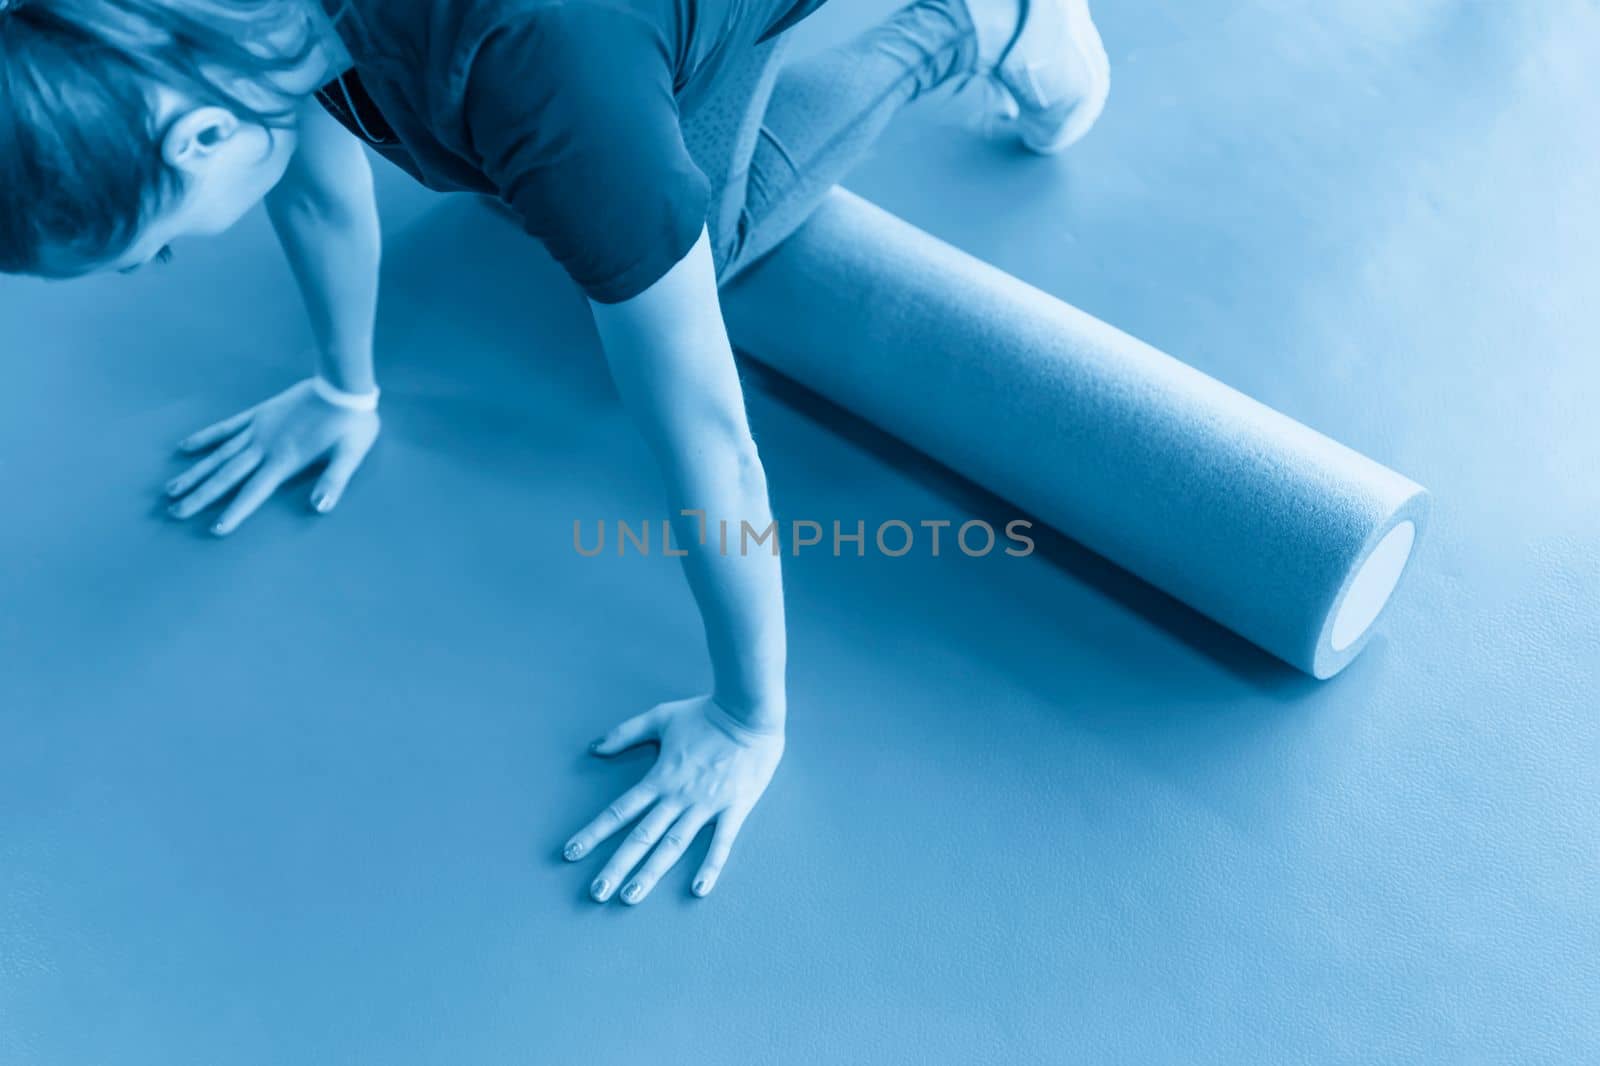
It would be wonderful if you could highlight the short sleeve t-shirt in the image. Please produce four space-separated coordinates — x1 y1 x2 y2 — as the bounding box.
321 0 829 303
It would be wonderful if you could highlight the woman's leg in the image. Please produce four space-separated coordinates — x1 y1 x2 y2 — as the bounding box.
681 0 984 285
729 0 983 278
680 34 796 280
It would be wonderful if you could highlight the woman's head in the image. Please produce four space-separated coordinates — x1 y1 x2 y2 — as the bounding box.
0 0 327 277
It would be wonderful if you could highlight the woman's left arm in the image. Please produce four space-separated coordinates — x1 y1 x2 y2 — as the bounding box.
562 226 787 905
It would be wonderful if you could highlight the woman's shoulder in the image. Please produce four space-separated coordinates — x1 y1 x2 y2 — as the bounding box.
464 0 671 44
338 0 669 70
455 0 680 88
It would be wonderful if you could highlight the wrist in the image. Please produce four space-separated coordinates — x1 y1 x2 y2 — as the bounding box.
313 344 377 395
310 374 380 413
709 689 786 735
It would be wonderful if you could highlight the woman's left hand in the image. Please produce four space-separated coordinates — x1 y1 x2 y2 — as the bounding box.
564 695 784 904
166 379 379 535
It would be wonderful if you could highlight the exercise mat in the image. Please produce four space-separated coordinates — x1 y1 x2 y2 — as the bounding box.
720 188 1429 678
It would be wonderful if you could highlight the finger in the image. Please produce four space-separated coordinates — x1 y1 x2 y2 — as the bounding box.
692 807 749 898
168 447 263 520
166 428 253 498
592 800 683 903
310 431 376 514
212 461 292 537
179 408 255 453
589 706 666 757
620 807 713 905
563 778 659 864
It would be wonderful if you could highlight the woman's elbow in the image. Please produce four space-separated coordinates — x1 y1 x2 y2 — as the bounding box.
710 420 766 484
663 417 767 494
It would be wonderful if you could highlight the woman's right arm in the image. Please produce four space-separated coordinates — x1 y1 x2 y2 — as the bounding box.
167 101 383 535
264 98 382 396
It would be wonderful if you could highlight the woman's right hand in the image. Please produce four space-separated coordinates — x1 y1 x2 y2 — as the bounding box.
166 378 380 536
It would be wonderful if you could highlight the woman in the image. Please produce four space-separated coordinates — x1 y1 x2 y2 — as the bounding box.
0 0 1109 903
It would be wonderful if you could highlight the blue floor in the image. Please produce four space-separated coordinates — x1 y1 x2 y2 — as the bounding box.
2 2 1595 1062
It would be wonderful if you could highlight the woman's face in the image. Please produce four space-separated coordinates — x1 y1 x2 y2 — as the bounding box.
116 123 298 273
58 87 301 277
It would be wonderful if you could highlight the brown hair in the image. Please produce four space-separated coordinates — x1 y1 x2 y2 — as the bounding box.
0 0 322 275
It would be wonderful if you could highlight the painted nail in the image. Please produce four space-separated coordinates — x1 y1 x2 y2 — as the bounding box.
590 878 610 900
693 879 709 897
621 883 643 904
563 841 584 861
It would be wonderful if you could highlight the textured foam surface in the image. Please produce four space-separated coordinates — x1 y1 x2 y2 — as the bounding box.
724 189 1430 677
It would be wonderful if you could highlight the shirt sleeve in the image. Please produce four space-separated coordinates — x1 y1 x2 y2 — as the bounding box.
462 5 711 304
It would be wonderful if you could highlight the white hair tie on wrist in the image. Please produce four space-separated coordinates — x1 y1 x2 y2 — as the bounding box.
311 375 380 413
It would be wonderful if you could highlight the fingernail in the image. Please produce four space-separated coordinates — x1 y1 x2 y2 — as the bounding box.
315 496 334 513
590 878 610 900
211 523 227 537
563 841 584 861
165 480 181 496
588 737 605 753
621 882 643 904
693 879 710 897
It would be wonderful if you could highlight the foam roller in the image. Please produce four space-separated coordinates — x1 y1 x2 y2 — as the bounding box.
721 189 1429 678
